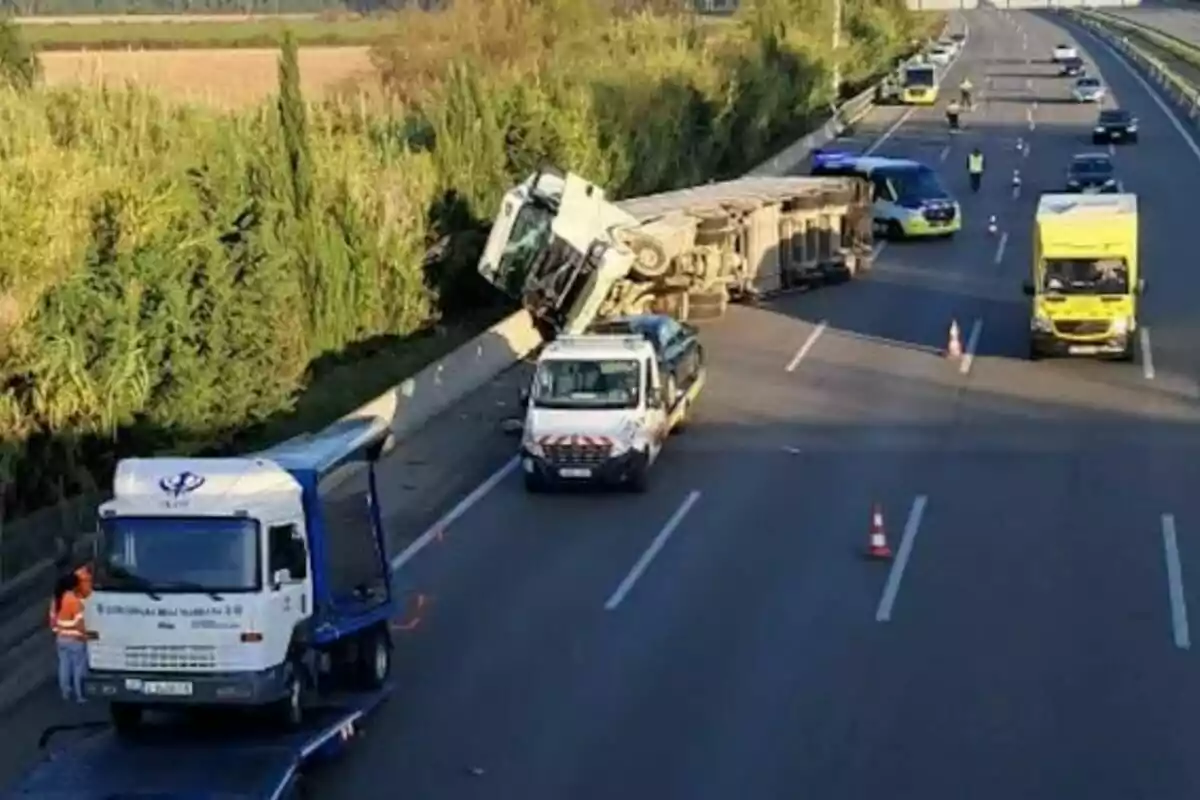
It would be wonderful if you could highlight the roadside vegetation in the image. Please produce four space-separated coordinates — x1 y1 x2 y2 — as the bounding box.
0 0 940 566
21 16 397 49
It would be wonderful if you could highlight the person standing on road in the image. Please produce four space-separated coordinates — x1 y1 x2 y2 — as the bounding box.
50 571 89 704
968 147 985 193
946 99 962 133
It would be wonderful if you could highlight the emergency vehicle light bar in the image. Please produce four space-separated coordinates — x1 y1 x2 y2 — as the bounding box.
553 334 648 350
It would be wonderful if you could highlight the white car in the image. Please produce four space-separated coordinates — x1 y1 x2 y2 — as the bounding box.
1053 44 1078 62
1072 76 1106 102
928 46 953 66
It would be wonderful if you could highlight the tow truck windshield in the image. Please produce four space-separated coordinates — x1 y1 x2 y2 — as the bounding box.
1042 257 1129 295
95 517 261 595
532 358 642 409
881 165 949 205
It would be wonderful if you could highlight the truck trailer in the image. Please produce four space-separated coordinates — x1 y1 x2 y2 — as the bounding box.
477 168 875 336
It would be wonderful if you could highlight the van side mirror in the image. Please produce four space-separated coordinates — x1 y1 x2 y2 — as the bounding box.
1022 280 1035 296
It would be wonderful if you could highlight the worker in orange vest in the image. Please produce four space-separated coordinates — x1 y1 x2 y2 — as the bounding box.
50 571 89 703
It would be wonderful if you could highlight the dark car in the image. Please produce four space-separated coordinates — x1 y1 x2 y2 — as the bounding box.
1093 108 1139 144
1065 153 1123 193
1059 56 1085 77
588 314 704 401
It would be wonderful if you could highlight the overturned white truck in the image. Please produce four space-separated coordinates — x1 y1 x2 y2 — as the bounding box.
476 167 876 335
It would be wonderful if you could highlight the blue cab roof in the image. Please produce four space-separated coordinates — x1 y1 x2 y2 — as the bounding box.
256 417 391 478
812 150 925 174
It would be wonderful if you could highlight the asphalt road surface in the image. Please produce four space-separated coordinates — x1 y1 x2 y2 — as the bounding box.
8 8 1200 799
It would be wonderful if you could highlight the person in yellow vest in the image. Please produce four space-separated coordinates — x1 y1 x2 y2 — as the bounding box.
50 572 89 704
967 148 985 193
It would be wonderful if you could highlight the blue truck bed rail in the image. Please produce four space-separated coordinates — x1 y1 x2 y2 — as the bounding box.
2 686 392 799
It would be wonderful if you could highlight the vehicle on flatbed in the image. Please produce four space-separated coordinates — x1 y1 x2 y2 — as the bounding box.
84 419 398 734
1 686 390 799
518 324 704 492
476 168 874 336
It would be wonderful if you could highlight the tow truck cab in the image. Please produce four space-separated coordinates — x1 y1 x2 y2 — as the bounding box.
812 154 960 239
519 334 702 493
84 419 398 734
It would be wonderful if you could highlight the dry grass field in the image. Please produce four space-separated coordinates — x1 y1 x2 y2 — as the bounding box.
38 46 376 107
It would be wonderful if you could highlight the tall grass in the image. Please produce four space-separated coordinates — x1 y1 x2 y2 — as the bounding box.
0 0 938 526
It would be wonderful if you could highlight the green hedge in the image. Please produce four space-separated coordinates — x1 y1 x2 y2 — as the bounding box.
0 0 936 522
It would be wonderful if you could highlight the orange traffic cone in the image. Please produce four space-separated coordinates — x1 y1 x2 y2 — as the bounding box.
867 504 892 560
947 319 963 358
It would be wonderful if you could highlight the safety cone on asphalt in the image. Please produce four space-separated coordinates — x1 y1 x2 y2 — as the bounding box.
1016 136 1024 152
1012 169 1022 188
867 504 892 560
987 215 998 235
947 319 963 359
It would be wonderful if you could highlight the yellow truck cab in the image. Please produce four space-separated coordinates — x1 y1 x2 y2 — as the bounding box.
1024 193 1144 361
902 63 938 105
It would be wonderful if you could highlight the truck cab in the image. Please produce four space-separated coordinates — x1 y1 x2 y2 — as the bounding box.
1024 193 1143 360
84 419 397 734
519 332 703 493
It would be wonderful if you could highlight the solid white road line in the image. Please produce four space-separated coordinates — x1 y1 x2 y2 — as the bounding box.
1161 513 1191 650
960 318 983 376
875 495 930 623
786 321 828 372
872 240 889 260
993 232 1009 265
1083 25 1200 162
1140 326 1156 380
605 490 702 611
391 456 519 570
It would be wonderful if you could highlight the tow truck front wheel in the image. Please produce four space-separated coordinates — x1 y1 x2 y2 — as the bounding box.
358 626 392 690
273 664 304 729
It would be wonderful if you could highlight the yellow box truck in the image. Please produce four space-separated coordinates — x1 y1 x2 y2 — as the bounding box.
1024 193 1143 361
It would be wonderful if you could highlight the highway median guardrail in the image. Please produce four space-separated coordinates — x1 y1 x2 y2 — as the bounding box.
1071 8 1200 119
0 20 954 714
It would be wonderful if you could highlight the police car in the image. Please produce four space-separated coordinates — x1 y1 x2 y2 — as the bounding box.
811 150 961 239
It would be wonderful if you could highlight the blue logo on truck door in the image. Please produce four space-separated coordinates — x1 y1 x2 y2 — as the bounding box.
159 471 206 497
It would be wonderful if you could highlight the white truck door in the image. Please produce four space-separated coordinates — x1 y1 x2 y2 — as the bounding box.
264 521 312 666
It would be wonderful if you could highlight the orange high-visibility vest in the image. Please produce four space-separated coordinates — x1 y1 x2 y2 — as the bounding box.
50 591 87 640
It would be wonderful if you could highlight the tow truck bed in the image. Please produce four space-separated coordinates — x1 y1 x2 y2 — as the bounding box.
2 686 392 800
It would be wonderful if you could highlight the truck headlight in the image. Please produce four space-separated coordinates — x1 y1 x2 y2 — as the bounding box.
1094 126 1105 132
1032 313 1053 332
1111 316 1132 334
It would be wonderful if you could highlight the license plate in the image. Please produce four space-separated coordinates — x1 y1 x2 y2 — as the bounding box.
558 468 592 479
1112 131 1121 137
1068 345 1100 354
141 681 194 696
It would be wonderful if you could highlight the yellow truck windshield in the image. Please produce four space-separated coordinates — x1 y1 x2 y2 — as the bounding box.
1042 257 1129 295
904 68 935 88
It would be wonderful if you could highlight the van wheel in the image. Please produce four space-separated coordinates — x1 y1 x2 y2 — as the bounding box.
110 702 144 737
358 626 392 690
886 220 905 240
626 456 650 493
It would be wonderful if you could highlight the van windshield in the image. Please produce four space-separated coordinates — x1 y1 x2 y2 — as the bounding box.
1042 257 1129 295
95 517 261 594
532 358 641 409
904 67 935 87
884 166 947 203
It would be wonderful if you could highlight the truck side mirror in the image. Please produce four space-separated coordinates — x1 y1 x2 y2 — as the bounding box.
1022 280 1035 296
1136 278 1146 295
272 568 293 588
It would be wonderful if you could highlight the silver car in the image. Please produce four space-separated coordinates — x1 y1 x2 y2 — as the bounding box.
1072 77 1106 103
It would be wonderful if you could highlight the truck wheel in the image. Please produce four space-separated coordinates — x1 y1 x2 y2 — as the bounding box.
110 701 144 737
626 456 650 493
628 238 670 280
273 665 304 729
886 220 905 241
359 626 392 690
1028 342 1042 361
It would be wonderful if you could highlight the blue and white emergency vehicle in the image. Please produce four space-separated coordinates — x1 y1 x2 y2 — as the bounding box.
811 151 961 240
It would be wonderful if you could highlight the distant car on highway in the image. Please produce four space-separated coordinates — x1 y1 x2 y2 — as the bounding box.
1053 43 1079 62
1072 76 1106 103
928 45 953 66
1065 153 1123 193
1059 56 1085 77
1093 108 1139 144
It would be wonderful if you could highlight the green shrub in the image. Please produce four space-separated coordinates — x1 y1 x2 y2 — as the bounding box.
0 0 938 526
